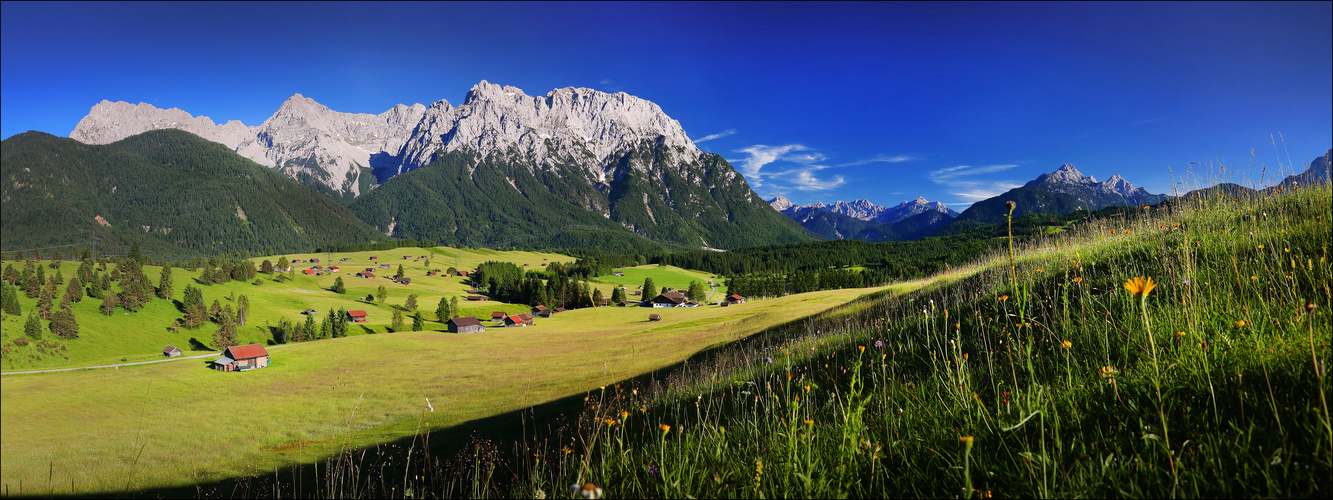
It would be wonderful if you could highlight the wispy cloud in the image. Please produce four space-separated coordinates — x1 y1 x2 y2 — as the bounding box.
735 144 808 187
789 170 845 191
693 129 737 143
929 164 1019 180
838 155 913 167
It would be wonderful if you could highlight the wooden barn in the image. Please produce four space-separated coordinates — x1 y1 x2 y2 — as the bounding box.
491 311 507 321
648 314 662 322
163 345 182 357
448 316 486 333
724 294 747 305
213 344 270 372
348 310 368 323
504 314 534 327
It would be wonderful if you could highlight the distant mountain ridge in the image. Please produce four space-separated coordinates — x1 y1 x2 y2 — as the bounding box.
767 196 958 241
954 163 1169 225
70 81 702 200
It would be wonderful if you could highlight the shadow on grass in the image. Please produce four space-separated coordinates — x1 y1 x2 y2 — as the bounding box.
75 287 899 499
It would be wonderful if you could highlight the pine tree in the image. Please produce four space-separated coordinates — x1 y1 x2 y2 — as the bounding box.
450 296 460 320
405 293 418 311
99 273 111 297
49 307 79 340
35 264 46 289
53 268 64 286
412 311 424 331
687 280 707 302
37 282 55 319
51 249 64 267
302 313 316 341
25 311 43 340
64 276 83 305
643 277 657 299
436 296 451 323
260 260 274 274
3 264 18 285
211 306 237 349
100 291 118 316
391 307 404 332
128 242 143 265
377 285 387 306
396 264 405 279
236 294 249 326
335 308 348 338
332 277 346 294
210 299 222 322
157 264 173 299
200 266 215 285
592 288 604 306
321 310 332 339
2 283 21 316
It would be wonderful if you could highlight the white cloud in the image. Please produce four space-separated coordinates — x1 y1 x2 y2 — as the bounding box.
838 155 913 167
944 181 1024 202
693 129 737 143
929 164 1019 180
735 144 808 187
790 170 845 191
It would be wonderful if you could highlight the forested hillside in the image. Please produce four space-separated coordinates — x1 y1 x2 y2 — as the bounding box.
0 130 385 258
348 146 813 252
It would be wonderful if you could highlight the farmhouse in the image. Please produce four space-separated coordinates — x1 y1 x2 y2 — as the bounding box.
466 296 487 301
356 272 376 278
427 270 439 276
348 310 368 323
504 314 534 327
213 344 270 372
648 292 688 308
395 277 412 285
163 345 181 357
612 271 624 277
648 314 662 321
724 294 747 305
302 269 317 275
301 308 317 315
448 316 485 333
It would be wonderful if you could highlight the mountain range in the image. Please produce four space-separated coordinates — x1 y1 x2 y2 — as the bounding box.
9 82 812 255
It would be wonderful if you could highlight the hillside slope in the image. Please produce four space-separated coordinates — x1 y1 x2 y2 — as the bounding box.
0 130 384 257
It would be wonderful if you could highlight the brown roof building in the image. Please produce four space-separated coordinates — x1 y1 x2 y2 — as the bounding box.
448 316 485 333
213 344 270 372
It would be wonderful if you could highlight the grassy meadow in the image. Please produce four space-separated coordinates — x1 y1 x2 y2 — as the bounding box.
167 179 1329 498
0 254 891 495
591 265 723 301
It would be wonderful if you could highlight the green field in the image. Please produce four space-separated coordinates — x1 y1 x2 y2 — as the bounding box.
592 265 722 301
0 245 892 494
0 247 575 372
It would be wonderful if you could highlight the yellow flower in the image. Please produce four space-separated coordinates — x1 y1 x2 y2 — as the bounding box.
959 436 974 444
621 411 630 419
1175 331 1186 336
804 419 815 426
1101 365 1119 378
858 345 865 353
660 424 671 433
1123 276 1157 297
1250 276 1257 281
1072 276 1083 283
998 295 1009 301
1061 340 1072 349
1234 320 1247 327
1258 245 1264 249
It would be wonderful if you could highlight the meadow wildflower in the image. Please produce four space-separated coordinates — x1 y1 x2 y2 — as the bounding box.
1061 340 1072 349
647 465 661 479
572 483 603 499
804 419 815 426
875 340 884 348
1124 276 1157 297
1234 320 1247 327
660 424 671 433
1101 366 1119 379
1072 276 1083 283
859 345 866 353
960 435 974 444
998 295 1009 301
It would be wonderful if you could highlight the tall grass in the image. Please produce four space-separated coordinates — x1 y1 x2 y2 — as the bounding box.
115 176 1333 498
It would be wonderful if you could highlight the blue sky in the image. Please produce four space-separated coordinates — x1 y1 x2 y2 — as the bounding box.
3 2 1329 209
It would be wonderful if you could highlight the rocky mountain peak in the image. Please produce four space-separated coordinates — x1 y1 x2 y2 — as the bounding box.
768 195 795 212
69 82 706 199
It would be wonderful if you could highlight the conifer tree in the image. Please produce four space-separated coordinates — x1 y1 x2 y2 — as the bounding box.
450 296 460 320
377 285 387 306
210 299 222 322
303 313 316 340
25 311 43 340
391 307 404 332
436 296 452 323
412 311 424 331
643 277 657 299
260 260 274 274
405 293 418 311
99 273 111 297
157 264 173 299
592 288 604 306
49 307 79 340
321 310 333 339
100 290 118 316
396 264 405 279
35 264 46 289
1 283 21 316
211 305 237 349
52 268 64 286
335 307 348 338
3 264 18 285
332 277 346 294
37 282 54 319
51 249 63 267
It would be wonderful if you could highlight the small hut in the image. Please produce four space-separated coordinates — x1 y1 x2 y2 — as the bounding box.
648 314 662 322
213 344 270 372
163 345 182 357
448 316 486 333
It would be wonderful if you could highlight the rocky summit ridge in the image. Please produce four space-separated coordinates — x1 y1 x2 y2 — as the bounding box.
71 81 700 198
769 196 958 223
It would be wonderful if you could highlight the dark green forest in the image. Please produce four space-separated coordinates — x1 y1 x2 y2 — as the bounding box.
0 130 385 258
